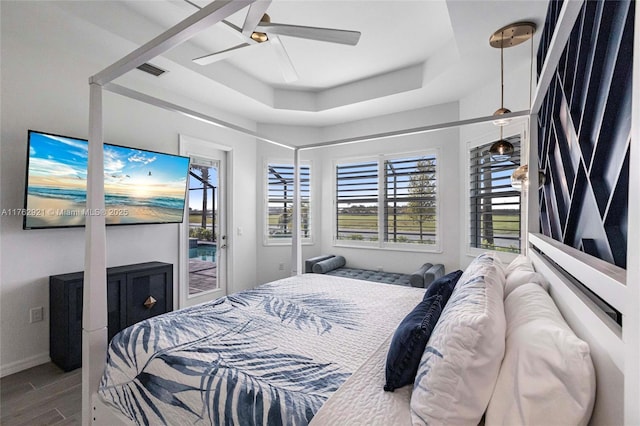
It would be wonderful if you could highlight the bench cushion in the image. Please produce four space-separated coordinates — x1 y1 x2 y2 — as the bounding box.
325 268 413 286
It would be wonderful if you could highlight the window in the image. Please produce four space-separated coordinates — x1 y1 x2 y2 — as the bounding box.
266 163 311 242
336 160 378 241
385 157 437 244
336 153 438 248
469 136 521 253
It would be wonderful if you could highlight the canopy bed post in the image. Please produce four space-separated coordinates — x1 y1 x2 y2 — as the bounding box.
299 111 529 150
525 116 539 253
290 147 302 275
625 7 640 423
530 0 584 114
84 1 257 423
83 82 108 425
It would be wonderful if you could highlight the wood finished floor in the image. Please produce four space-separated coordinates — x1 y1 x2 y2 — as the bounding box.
0 363 81 425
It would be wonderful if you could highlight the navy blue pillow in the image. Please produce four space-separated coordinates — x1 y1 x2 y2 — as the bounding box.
384 294 444 392
423 269 463 304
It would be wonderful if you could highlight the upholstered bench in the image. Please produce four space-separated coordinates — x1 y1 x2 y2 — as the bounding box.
305 254 445 288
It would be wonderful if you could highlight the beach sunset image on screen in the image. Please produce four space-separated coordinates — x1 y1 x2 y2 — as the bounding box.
24 131 190 229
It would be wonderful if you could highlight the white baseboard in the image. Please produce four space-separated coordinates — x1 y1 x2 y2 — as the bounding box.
0 352 51 378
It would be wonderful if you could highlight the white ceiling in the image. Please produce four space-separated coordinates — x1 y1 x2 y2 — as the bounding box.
53 0 550 127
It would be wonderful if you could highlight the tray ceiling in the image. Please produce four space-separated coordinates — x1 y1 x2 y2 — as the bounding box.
50 0 550 126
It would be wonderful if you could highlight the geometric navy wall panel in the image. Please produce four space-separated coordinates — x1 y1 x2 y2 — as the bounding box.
537 0 634 269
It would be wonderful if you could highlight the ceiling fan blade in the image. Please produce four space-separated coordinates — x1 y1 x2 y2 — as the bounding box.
242 1 272 37
269 35 298 82
193 43 255 65
256 22 361 45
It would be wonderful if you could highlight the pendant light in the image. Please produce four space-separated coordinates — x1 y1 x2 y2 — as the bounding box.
510 164 547 191
488 22 536 162
492 29 512 127
489 136 514 163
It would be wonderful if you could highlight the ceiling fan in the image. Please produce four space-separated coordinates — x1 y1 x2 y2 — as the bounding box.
186 1 361 82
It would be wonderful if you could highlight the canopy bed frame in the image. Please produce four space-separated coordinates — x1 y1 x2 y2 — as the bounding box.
83 0 639 424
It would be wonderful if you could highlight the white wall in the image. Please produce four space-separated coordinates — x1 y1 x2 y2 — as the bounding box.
0 2 259 376
255 125 322 283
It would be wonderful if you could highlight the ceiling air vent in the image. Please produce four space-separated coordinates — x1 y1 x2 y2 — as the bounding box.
136 63 167 77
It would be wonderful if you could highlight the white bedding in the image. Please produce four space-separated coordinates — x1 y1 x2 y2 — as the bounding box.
99 274 424 425
310 333 413 426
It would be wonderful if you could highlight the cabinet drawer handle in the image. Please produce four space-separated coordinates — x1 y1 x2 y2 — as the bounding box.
143 296 157 309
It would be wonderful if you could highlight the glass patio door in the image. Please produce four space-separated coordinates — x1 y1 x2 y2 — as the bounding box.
179 148 227 308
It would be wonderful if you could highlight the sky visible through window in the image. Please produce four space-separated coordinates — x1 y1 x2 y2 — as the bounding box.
189 167 218 211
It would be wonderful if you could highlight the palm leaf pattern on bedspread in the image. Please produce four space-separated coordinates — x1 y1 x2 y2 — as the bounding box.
99 277 374 425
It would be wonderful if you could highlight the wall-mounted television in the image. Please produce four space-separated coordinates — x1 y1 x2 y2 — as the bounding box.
23 130 190 229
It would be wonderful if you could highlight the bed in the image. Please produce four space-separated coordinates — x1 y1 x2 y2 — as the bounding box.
96 247 604 425
82 0 636 424
97 273 426 424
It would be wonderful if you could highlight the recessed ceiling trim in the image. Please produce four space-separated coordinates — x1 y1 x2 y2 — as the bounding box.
317 64 424 111
104 81 528 153
271 64 425 112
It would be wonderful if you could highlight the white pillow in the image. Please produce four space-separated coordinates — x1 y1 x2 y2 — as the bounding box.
504 254 534 277
410 252 506 425
504 269 549 297
486 283 596 426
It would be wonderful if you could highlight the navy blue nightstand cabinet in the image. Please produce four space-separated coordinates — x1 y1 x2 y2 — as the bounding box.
49 262 172 371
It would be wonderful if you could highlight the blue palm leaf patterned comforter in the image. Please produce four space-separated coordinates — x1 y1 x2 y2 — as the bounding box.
99 274 424 425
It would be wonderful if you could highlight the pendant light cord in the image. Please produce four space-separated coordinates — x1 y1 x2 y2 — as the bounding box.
500 31 505 110
529 31 533 108
500 31 504 141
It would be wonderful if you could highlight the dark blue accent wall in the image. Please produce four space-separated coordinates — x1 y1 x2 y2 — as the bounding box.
537 0 634 268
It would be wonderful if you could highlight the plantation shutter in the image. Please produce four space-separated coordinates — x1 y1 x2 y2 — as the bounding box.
469 136 521 253
267 164 310 239
384 156 437 244
336 161 378 241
